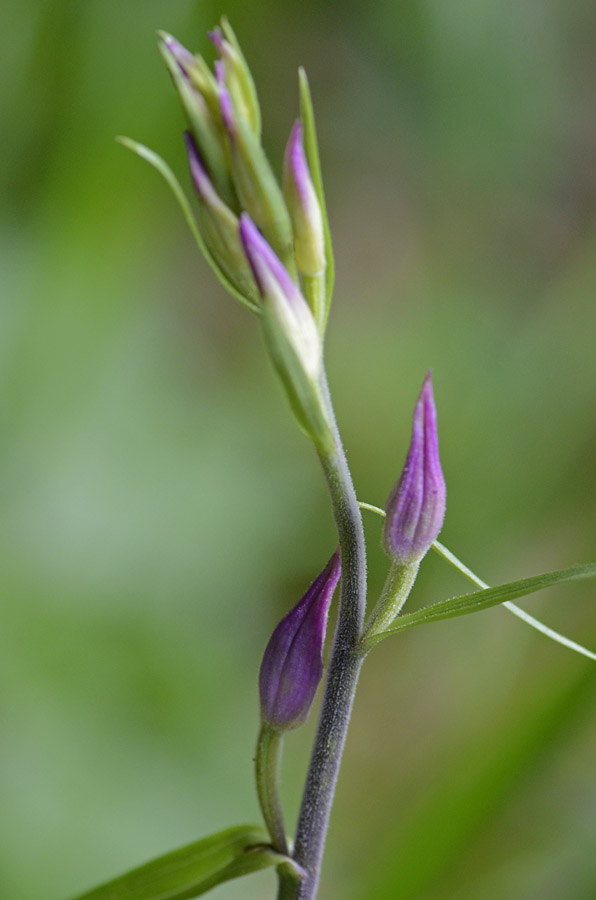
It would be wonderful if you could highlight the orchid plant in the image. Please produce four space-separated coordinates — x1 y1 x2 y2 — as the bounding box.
73 19 596 900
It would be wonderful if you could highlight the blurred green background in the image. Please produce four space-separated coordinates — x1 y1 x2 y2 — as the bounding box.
2 1 596 898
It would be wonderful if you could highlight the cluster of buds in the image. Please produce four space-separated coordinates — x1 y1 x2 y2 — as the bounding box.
159 21 332 442
153 23 447 694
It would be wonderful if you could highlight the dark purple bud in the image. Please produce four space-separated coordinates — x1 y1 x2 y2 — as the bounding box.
259 552 341 731
383 373 446 564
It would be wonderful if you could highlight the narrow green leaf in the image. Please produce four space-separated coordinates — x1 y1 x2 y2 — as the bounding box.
364 563 596 650
69 825 292 900
116 137 260 313
432 539 596 661
298 69 335 322
358 500 596 660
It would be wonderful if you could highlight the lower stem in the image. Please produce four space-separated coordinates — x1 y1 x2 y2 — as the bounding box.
278 382 367 900
256 723 288 855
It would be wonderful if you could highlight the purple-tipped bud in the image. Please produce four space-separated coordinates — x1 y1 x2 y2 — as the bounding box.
183 134 258 304
259 552 341 731
184 132 221 206
283 121 325 277
215 59 236 137
159 32 196 76
208 28 225 54
383 373 446 564
208 22 261 136
239 214 321 378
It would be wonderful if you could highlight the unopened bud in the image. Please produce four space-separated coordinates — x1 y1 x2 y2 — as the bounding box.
214 71 293 268
283 121 326 278
259 552 341 731
159 32 196 73
239 214 321 379
383 373 446 565
209 19 261 136
184 134 258 303
159 34 234 207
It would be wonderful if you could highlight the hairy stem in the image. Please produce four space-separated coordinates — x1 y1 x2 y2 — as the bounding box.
278 378 367 900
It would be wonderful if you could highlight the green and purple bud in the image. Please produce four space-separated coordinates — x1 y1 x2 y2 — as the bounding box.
184 134 258 303
259 552 341 731
383 373 446 565
214 59 236 138
159 33 234 207
239 214 321 378
159 33 196 74
240 214 331 443
209 20 261 136
283 121 326 279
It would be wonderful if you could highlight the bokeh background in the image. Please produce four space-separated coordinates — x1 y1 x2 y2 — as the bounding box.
3 1 596 898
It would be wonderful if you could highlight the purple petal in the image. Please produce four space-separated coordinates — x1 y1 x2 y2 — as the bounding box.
160 33 195 76
184 132 217 202
208 28 225 55
214 59 235 136
284 121 312 211
383 373 446 564
259 552 341 730
238 214 301 307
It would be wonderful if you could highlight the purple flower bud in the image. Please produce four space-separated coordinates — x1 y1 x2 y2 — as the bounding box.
159 32 196 76
259 552 341 731
283 121 325 277
184 132 220 205
215 59 236 137
239 214 321 378
383 373 446 564
208 28 225 55
183 133 259 304
208 23 261 136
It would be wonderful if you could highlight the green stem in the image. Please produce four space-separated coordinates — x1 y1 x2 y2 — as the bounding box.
361 560 419 645
278 375 367 900
255 723 288 855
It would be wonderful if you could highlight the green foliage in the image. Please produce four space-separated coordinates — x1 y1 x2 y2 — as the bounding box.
364 564 596 649
71 826 283 900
